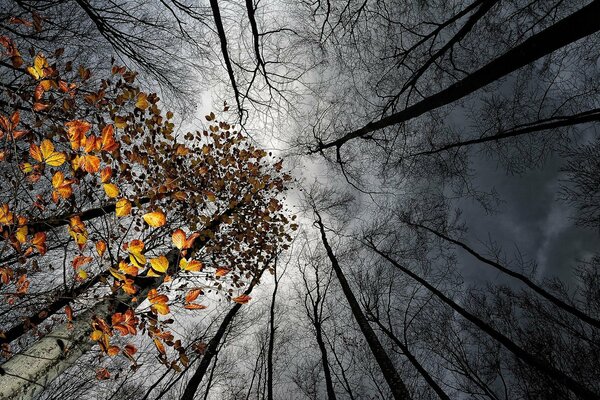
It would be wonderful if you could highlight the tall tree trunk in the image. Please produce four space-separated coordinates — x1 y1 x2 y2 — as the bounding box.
314 316 338 400
368 243 599 400
314 209 411 400
408 221 600 328
368 316 450 400
266 261 278 400
180 266 269 400
313 0 600 152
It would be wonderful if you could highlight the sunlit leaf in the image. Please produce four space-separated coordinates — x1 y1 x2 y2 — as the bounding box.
149 256 169 274
180 258 203 272
96 240 107 257
135 93 149 110
143 210 166 227
27 54 48 80
115 198 131 217
103 183 119 198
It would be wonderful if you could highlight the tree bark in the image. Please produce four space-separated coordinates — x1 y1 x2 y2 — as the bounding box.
313 0 600 152
314 210 411 400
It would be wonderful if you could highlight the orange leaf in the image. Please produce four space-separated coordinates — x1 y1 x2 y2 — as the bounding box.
184 303 207 310
185 289 202 303
123 344 137 357
96 240 107 257
96 368 110 380
100 166 112 183
80 154 100 173
215 267 230 277
135 93 149 110
143 211 166 227
148 288 170 315
72 255 92 269
153 338 165 355
65 120 91 150
32 232 47 255
100 124 118 152
232 294 252 304
180 258 203 272
65 305 73 322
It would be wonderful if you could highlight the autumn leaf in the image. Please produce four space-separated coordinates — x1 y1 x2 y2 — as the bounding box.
79 154 100 173
31 232 47 255
172 229 199 250
65 305 73 322
100 124 118 152
30 140 66 166
153 337 166 355
77 269 88 280
103 183 119 198
115 198 131 217
119 260 140 276
215 267 231 277
185 288 203 303
232 294 252 304
128 240 146 268
51 171 74 202
180 258 203 272
27 54 48 80
135 93 149 110
148 288 170 315
184 303 207 310
96 368 110 380
96 240 107 257
149 255 169 275
68 216 88 249
123 344 137 357
72 255 92 270
109 268 126 282
0 204 13 225
143 211 166 227
65 120 91 150
100 166 112 183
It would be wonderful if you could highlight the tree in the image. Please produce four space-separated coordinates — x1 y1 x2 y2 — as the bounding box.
0 24 293 399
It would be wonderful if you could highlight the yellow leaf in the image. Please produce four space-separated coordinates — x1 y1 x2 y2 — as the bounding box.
149 256 169 274
109 267 126 281
143 211 166 227
90 330 103 341
135 92 149 110
115 198 131 217
27 54 48 79
215 267 230 277
40 139 66 166
172 229 186 249
78 269 88 280
103 183 119 198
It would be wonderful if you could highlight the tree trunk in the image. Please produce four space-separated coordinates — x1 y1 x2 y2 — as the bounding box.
314 210 411 400
314 0 600 152
369 243 599 400
408 221 600 328
266 262 278 400
180 266 269 400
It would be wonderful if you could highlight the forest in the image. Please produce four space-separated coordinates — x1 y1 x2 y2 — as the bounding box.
0 0 598 399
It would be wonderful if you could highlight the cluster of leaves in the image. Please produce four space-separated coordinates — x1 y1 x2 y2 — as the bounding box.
0 16 295 376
